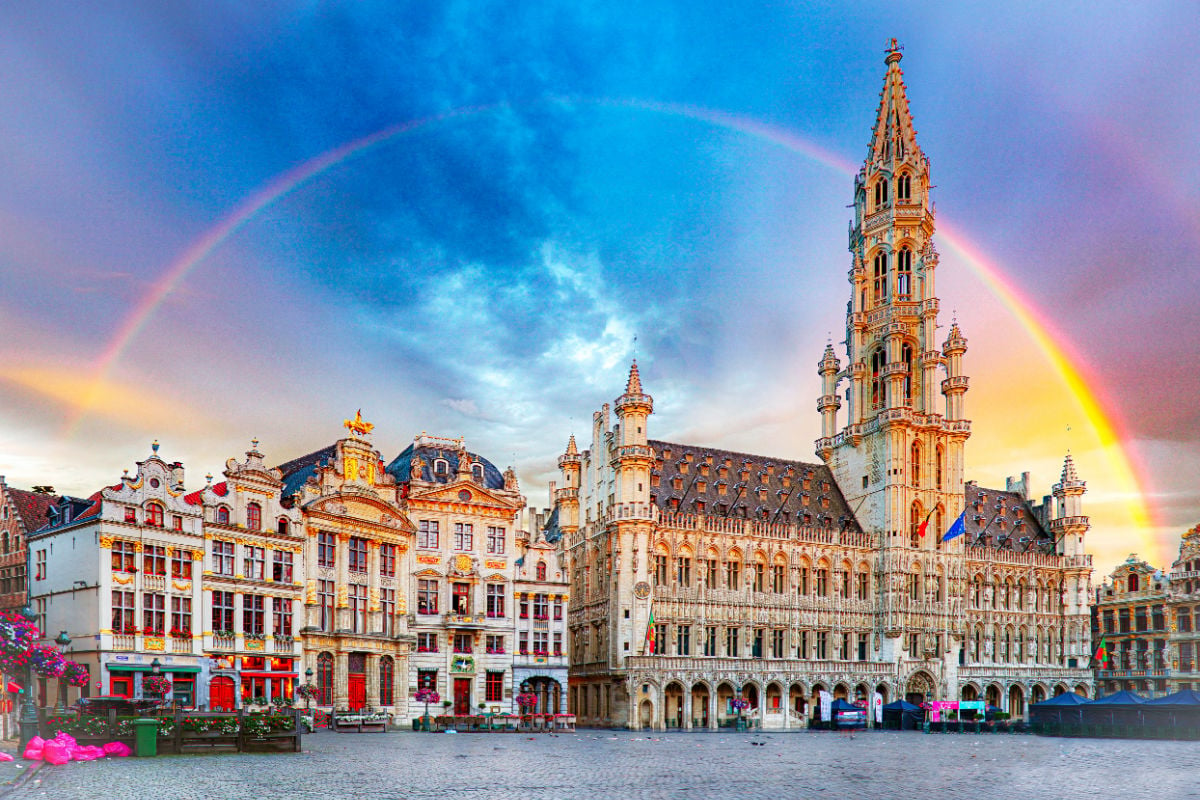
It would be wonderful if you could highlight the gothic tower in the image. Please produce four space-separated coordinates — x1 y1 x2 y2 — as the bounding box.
816 41 969 551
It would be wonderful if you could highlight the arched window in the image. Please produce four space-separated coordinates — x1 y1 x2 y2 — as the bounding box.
896 246 912 300
216 506 230 525
870 349 886 409
277 518 289 536
910 441 921 486
932 506 943 549
472 464 485 484
901 343 914 402
874 178 890 208
536 561 547 581
910 503 923 549
897 173 912 201
935 446 944 490
1128 573 1139 592
379 656 394 706
317 652 334 706
1 532 7 554
146 503 164 527
246 502 261 531
873 252 889 305
434 459 449 477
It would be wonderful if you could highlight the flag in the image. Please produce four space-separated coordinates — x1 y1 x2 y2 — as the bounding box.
916 507 935 537
942 511 966 542
1093 636 1110 669
644 605 656 654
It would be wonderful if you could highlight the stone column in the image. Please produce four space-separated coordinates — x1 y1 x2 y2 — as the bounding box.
709 691 718 730
365 654 380 708
683 687 692 729
334 652 349 710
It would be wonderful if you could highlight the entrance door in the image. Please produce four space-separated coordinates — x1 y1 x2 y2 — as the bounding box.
348 674 366 710
209 676 235 711
111 676 133 698
454 678 471 715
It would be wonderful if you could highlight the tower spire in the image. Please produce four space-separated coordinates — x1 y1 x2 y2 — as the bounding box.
868 38 921 168
624 359 643 395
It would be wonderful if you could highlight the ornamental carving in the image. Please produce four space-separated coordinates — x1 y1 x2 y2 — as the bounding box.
99 536 114 549
133 542 144 553
192 550 204 561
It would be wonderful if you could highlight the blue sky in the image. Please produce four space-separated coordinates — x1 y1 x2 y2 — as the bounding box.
1 2 1198 573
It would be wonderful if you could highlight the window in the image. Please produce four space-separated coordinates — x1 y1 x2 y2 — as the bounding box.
271 550 293 583
124 507 136 523
170 596 191 637
451 583 470 615
212 590 234 633
771 564 785 593
536 561 547 581
112 591 135 633
171 548 193 580
277 518 289 536
518 632 529 653
815 631 828 659
487 584 505 618
873 251 889 306
677 557 691 586
487 526 505 554
142 593 165 635
213 540 234 576
725 627 739 657
454 523 473 551
417 633 438 653
725 559 740 590
553 632 562 655
815 567 828 596
34 550 46 581
553 597 563 620
418 520 439 549
243 546 265 580
317 580 334 631
171 515 183 531
486 635 506 654
771 629 785 659
348 537 367 573
454 633 473 654
146 503 164 527
936 446 944 490
246 502 261 531
215 506 230 524
533 593 549 620
798 630 809 659
380 543 396 577
652 624 667 655
348 584 367 633
676 625 691 656
897 172 912 200
418 579 439 615
704 626 717 656
317 531 336 568
417 669 437 691
705 559 718 589
380 589 396 636
379 656 394 706
317 652 334 706
519 594 529 619
112 541 136 572
871 349 885 408
653 555 668 586
855 571 869 600
752 562 765 592
896 247 913 300
243 594 265 635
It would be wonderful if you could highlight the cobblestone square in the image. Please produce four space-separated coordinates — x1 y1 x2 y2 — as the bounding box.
7 730 1200 800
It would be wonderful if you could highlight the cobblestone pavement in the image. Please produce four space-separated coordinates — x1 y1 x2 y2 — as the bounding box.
7 730 1200 800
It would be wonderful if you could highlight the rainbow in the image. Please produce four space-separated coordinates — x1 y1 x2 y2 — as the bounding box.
63 96 1159 557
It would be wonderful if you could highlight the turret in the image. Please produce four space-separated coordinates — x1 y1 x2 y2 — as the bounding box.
613 361 654 509
941 322 969 421
817 342 842 453
556 435 582 535
1052 453 1089 557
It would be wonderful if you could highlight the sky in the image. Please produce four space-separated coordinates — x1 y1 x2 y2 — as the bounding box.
1 2 1197 577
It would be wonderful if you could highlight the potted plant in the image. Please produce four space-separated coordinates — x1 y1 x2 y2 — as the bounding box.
142 674 172 699
413 688 439 730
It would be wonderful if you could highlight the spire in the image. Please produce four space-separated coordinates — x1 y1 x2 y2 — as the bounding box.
565 434 578 455
1060 453 1080 484
867 39 921 167
625 359 643 395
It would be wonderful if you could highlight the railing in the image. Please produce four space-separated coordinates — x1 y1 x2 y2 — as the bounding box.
603 503 658 523
211 634 236 650
656 511 876 549
143 573 166 591
1049 517 1091 532
625 655 895 676
271 638 296 654
111 634 135 651
444 613 488 627
170 637 193 654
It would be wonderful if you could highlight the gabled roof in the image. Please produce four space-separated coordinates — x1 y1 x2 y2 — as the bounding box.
7 488 57 533
386 443 505 490
277 445 337 499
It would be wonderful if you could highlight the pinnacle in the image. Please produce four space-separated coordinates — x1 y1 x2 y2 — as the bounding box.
565 434 578 455
1060 453 1080 483
625 359 643 395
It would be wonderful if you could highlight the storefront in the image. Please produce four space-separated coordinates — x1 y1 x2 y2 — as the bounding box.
104 658 203 707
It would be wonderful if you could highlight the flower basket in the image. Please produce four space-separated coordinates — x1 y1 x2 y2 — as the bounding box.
142 674 172 697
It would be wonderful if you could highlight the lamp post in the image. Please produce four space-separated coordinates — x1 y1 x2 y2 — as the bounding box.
17 606 39 750
53 631 71 714
305 668 314 711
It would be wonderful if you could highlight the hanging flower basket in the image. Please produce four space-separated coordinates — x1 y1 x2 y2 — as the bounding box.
62 661 90 687
29 645 67 678
515 691 538 711
142 674 172 697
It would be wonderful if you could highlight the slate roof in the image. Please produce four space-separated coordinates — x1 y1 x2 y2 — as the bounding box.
647 440 861 531
961 482 1055 554
277 445 337 499
386 444 505 490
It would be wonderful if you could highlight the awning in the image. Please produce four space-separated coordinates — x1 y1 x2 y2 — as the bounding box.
106 664 201 673
239 672 297 678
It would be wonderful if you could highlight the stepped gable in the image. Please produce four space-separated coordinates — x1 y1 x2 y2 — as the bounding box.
276 444 337 498
962 483 1053 553
648 439 862 531
7 488 57 532
386 442 505 490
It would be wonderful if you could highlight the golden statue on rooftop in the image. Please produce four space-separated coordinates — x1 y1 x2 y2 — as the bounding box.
344 409 374 437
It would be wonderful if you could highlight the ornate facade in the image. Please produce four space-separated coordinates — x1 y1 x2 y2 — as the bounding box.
556 46 1093 730
512 507 570 713
0 477 54 616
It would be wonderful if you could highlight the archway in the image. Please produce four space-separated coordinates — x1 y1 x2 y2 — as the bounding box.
664 682 685 728
1031 684 1046 706
765 682 783 713
874 683 889 704
716 682 735 725
960 684 979 702
985 684 1002 709
639 699 654 730
691 682 710 728
833 682 849 700
905 670 936 706
789 682 807 717
810 682 828 723
854 682 872 705
1052 684 1067 697
1009 684 1025 718
525 676 562 714
742 683 760 712
1074 683 1089 699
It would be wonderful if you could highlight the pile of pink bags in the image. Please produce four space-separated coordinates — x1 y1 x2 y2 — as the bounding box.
21 733 132 764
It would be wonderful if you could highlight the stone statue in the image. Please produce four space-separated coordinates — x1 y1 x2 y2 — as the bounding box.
410 456 424 481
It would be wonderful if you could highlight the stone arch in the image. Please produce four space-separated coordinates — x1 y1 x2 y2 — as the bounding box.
677 543 694 558
663 681 685 728
741 681 761 711
716 681 736 723
638 698 655 730
853 682 872 704
960 682 980 701
833 682 850 700
691 681 712 728
653 541 669 556
705 545 719 560
874 683 889 704
1052 683 1069 697
905 669 936 705
765 681 784 712
1073 683 1089 698
1008 684 1026 718
985 683 1003 708
788 681 808 715
1031 683 1047 705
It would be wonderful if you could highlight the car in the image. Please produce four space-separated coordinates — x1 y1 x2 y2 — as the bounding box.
74 695 162 716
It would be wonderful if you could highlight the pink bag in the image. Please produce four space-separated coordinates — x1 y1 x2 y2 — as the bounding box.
102 741 132 758
70 745 104 762
0 751 14 762
42 741 69 765
21 743 42 761
53 732 77 749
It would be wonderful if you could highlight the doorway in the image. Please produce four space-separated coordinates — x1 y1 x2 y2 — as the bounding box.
454 678 472 715
210 676 235 711
348 674 366 710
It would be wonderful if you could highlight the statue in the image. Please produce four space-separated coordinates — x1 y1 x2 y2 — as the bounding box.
410 456 425 481
503 466 519 491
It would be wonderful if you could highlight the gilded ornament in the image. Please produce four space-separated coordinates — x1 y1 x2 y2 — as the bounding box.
99 535 114 549
192 549 204 561
345 457 359 482
344 409 374 437
455 554 471 572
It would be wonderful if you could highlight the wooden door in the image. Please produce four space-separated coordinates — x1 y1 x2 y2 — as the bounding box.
111 676 133 698
454 678 471 715
209 676 234 711
348 674 366 710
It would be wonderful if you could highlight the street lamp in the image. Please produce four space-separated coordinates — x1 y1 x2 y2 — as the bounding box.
53 631 71 714
17 606 39 750
305 668 314 711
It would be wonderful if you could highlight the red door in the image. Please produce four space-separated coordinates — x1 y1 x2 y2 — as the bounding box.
210 676 235 711
454 678 471 715
111 676 133 698
348 674 366 710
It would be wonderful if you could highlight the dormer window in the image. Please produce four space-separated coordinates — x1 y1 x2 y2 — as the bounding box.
277 518 289 536
246 502 262 531
146 502 164 528
472 463 485 484
434 459 449 477
216 506 230 525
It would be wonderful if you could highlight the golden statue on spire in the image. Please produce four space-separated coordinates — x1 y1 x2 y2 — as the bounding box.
344 409 374 437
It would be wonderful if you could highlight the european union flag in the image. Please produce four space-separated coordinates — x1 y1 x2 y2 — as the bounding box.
942 511 966 542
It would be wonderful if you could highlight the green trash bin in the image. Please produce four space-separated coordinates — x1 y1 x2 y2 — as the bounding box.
133 718 158 757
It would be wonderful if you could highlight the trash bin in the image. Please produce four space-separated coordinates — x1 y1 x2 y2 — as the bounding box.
133 718 158 757
412 718 421 732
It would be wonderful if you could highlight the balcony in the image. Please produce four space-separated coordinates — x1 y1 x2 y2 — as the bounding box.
211 633 235 650
170 636 192 654
271 637 297 654
111 633 135 651
444 613 488 628
143 573 166 591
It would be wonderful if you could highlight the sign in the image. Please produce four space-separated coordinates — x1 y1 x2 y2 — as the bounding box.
958 700 984 719
819 690 832 722
930 700 957 722
873 691 883 724
633 582 651 600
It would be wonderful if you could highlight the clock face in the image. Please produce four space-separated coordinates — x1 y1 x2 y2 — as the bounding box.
633 581 651 599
